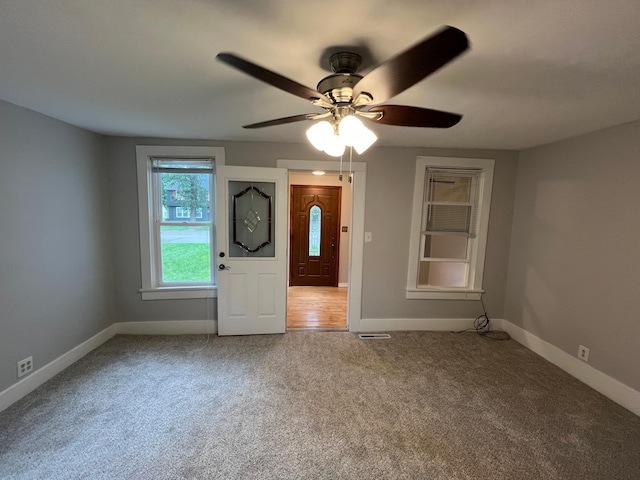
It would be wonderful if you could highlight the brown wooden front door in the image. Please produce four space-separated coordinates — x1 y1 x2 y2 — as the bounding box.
290 185 341 286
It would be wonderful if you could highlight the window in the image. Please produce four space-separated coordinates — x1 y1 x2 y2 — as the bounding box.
406 156 494 300
136 146 225 300
175 207 203 219
309 205 321 256
175 207 190 218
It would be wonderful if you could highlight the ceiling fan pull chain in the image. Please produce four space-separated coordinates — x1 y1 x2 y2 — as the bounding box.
348 146 353 184
339 153 343 181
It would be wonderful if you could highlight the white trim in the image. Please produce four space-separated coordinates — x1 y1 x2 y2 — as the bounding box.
348 170 366 332
0 325 117 413
278 159 367 172
498 319 640 417
405 289 483 300
139 286 217 300
338 283 349 288
0 320 219 413
358 317 480 332
277 159 366 333
116 320 216 335
135 145 225 300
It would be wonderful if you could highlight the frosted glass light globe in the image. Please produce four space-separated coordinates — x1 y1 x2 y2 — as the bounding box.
306 121 334 151
323 133 346 157
353 126 377 154
338 115 364 146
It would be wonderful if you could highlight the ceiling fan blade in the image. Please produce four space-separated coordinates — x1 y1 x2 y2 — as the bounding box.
243 114 316 129
353 26 469 104
217 53 330 104
366 105 462 128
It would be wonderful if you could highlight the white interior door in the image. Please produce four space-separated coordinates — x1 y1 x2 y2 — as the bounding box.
216 166 287 335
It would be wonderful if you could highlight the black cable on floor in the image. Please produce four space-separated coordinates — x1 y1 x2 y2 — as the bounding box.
453 296 510 340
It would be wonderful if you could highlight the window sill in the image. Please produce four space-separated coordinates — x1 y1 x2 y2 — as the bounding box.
139 286 217 301
406 288 483 300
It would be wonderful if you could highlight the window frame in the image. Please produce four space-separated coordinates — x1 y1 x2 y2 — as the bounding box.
406 156 494 300
136 146 225 300
175 207 190 219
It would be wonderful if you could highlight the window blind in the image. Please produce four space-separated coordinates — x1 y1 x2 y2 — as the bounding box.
422 168 481 237
152 158 213 174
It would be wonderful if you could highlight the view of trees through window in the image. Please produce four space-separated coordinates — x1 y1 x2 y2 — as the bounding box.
161 173 210 221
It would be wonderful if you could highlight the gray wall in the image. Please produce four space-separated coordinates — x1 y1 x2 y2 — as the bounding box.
360 146 518 319
0 100 115 393
4 96 637 402
504 119 640 392
106 137 518 324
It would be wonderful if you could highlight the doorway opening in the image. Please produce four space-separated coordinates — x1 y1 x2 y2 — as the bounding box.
277 159 366 332
286 172 351 329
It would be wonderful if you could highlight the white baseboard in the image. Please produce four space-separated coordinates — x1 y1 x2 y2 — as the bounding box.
497 319 640 417
4 317 637 419
0 320 218 413
116 320 217 335
338 283 348 288
358 318 477 332
0 325 117 413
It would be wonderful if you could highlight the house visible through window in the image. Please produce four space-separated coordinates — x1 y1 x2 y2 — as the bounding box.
407 156 494 300
136 146 225 300
156 158 213 285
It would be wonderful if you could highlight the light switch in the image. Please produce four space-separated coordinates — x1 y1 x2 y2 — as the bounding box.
364 232 372 242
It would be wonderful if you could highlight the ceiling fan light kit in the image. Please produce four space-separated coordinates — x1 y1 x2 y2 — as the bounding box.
217 26 469 157
306 115 378 157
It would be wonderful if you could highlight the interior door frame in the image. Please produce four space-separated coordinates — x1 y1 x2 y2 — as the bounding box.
277 159 366 332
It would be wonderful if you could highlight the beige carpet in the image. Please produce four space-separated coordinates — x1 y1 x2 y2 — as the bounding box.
1 331 639 479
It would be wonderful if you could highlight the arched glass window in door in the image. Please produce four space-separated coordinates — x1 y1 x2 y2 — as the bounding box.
309 205 321 257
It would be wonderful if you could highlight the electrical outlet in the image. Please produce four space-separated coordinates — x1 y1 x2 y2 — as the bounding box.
578 345 590 362
17 356 33 378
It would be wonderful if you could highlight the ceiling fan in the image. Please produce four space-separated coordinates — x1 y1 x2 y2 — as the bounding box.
216 26 469 156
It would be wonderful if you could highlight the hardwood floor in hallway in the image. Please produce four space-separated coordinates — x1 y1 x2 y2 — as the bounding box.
287 286 347 329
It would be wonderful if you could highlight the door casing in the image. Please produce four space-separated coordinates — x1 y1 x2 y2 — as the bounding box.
277 159 366 332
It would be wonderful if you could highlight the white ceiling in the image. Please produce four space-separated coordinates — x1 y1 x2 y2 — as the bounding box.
1 0 640 150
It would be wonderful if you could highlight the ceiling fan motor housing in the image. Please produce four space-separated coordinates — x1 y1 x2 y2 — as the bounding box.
329 52 362 73
317 51 365 104
317 73 363 104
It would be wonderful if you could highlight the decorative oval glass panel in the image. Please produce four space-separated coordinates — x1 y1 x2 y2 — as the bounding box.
309 205 321 257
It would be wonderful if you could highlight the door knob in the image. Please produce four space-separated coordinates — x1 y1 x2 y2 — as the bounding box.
218 264 230 270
